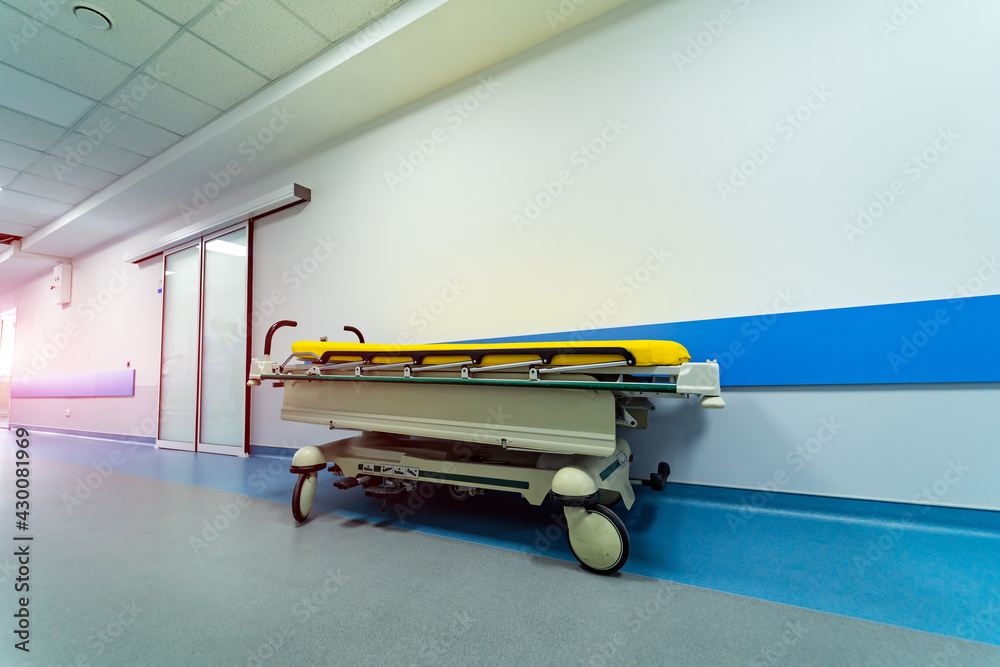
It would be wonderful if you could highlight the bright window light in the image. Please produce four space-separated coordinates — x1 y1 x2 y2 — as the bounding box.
205 239 247 257
164 270 175 275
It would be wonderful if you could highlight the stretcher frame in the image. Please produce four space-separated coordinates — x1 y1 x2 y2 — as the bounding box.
250 322 724 574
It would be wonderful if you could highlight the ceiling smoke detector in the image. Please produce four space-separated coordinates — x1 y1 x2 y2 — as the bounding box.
73 4 113 30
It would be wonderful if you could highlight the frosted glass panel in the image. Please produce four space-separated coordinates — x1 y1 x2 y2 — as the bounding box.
199 228 247 447
159 245 200 443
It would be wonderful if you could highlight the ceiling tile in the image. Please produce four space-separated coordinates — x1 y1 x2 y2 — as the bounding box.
7 173 93 205
192 0 328 79
0 107 66 151
0 166 18 188
0 189 73 218
141 0 214 24
0 219 43 236
147 33 269 110
28 155 118 191
116 82 221 135
46 133 147 175
4 0 180 68
75 105 181 157
281 0 400 42
0 63 95 127
0 3 134 100
0 139 41 170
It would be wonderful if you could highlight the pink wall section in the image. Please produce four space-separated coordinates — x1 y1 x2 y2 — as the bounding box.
0 239 163 437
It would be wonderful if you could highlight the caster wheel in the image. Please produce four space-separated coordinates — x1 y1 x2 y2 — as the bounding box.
597 489 622 508
292 472 317 523
566 505 629 574
448 485 472 502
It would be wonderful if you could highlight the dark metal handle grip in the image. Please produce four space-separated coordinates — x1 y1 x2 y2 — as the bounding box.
264 320 297 356
344 326 364 344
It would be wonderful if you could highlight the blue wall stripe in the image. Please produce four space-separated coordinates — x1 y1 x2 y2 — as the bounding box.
463 293 1000 386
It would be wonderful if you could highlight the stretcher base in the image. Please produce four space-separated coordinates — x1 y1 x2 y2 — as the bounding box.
289 431 644 573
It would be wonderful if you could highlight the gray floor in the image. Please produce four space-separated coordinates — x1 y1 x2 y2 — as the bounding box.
2 452 999 666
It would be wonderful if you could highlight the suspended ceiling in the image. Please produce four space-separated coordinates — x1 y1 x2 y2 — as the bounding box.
0 0 403 239
0 0 633 289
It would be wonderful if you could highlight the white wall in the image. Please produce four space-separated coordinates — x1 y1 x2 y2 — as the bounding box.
248 0 1000 342
0 241 162 438
7 0 999 508
240 0 1000 509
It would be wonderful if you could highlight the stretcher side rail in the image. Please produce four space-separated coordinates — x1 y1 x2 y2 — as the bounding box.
258 371 681 395
253 359 724 405
316 345 638 366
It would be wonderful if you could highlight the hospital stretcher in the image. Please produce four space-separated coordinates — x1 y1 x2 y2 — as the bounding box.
249 321 724 574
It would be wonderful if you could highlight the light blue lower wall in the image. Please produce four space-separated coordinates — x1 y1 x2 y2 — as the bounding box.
627 382 1000 511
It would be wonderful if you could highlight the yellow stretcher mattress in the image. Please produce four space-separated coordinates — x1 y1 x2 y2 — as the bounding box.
291 339 691 367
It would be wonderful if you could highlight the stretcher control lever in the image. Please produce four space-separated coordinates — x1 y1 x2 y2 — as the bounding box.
333 475 372 490
631 462 670 491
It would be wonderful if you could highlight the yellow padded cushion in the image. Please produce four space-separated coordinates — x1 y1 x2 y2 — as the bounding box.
290 340 691 367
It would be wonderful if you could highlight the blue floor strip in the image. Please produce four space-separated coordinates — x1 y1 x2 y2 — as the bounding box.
8 429 999 646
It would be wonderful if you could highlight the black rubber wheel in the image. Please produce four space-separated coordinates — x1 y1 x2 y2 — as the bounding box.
567 504 630 574
597 489 622 507
292 474 311 523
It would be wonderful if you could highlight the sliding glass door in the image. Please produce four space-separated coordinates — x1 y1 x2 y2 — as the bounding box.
157 223 250 456
158 243 201 451
198 227 248 455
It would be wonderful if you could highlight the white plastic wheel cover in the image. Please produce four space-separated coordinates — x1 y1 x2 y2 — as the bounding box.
299 473 318 517
568 510 623 571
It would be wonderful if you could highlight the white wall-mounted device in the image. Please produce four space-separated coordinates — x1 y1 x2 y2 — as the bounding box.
52 263 72 305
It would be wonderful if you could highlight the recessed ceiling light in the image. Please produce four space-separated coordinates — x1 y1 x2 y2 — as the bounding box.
73 5 113 31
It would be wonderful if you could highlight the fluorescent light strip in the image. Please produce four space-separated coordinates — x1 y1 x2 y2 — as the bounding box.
205 239 246 257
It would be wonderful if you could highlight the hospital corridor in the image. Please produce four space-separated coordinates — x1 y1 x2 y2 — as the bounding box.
0 0 998 665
